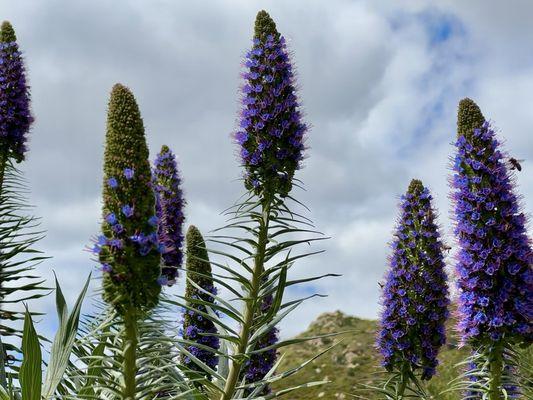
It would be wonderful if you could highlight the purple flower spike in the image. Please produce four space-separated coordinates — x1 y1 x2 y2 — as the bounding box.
153 145 185 284
0 22 33 163
452 99 532 347
234 10 307 197
377 179 449 382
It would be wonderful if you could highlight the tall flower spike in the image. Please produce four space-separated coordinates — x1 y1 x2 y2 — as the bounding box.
234 10 307 197
377 179 449 384
153 145 185 286
0 21 33 163
181 225 219 376
451 98 532 399
97 84 161 314
452 98 532 346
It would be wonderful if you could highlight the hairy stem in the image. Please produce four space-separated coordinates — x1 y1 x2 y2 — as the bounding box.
122 307 139 400
489 344 503 400
220 200 271 400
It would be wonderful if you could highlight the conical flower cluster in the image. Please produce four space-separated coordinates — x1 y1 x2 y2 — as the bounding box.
452 98 532 345
0 21 33 162
153 145 185 286
234 10 307 197
377 179 449 380
94 84 161 314
243 293 279 395
181 225 219 374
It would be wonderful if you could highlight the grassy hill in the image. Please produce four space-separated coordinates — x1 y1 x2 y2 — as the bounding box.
271 311 532 399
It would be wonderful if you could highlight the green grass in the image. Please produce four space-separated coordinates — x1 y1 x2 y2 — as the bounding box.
272 311 532 399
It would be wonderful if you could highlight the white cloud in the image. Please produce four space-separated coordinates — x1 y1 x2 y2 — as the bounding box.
2 0 532 341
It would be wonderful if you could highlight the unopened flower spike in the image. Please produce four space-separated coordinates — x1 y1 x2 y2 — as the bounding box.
97 83 161 314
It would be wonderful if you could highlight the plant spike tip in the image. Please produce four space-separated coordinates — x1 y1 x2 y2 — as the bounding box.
254 10 279 41
407 178 424 194
0 21 16 43
457 98 485 139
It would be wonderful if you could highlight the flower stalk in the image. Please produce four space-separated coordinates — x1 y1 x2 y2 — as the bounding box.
221 199 271 400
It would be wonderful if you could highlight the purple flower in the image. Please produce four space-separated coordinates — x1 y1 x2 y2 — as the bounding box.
105 213 117 225
101 263 112 273
153 145 185 284
377 179 449 381
123 168 134 180
121 205 133 218
148 215 158 227
107 177 118 188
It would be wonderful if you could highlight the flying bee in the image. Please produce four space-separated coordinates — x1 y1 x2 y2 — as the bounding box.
378 281 385 289
508 157 524 171
441 244 452 253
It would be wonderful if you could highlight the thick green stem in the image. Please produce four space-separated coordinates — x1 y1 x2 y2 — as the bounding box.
397 364 409 400
122 307 139 400
220 201 271 400
489 344 503 400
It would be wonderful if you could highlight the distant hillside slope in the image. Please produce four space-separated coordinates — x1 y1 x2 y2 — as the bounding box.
272 311 532 399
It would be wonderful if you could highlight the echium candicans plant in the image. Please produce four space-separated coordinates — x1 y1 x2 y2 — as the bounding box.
153 144 185 286
375 179 449 399
93 83 163 399
178 11 330 400
0 21 46 384
180 225 219 379
0 21 33 168
450 98 532 399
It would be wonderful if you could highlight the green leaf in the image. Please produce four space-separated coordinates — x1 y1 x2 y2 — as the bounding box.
42 274 91 398
19 308 42 400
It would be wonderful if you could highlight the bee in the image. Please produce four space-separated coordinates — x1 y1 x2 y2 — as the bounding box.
508 157 524 171
378 281 385 289
441 244 452 253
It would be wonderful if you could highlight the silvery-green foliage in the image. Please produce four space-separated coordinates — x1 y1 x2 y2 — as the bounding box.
0 161 48 380
0 276 89 399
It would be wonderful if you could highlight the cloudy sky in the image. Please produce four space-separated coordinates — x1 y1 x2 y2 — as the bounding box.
3 0 532 338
